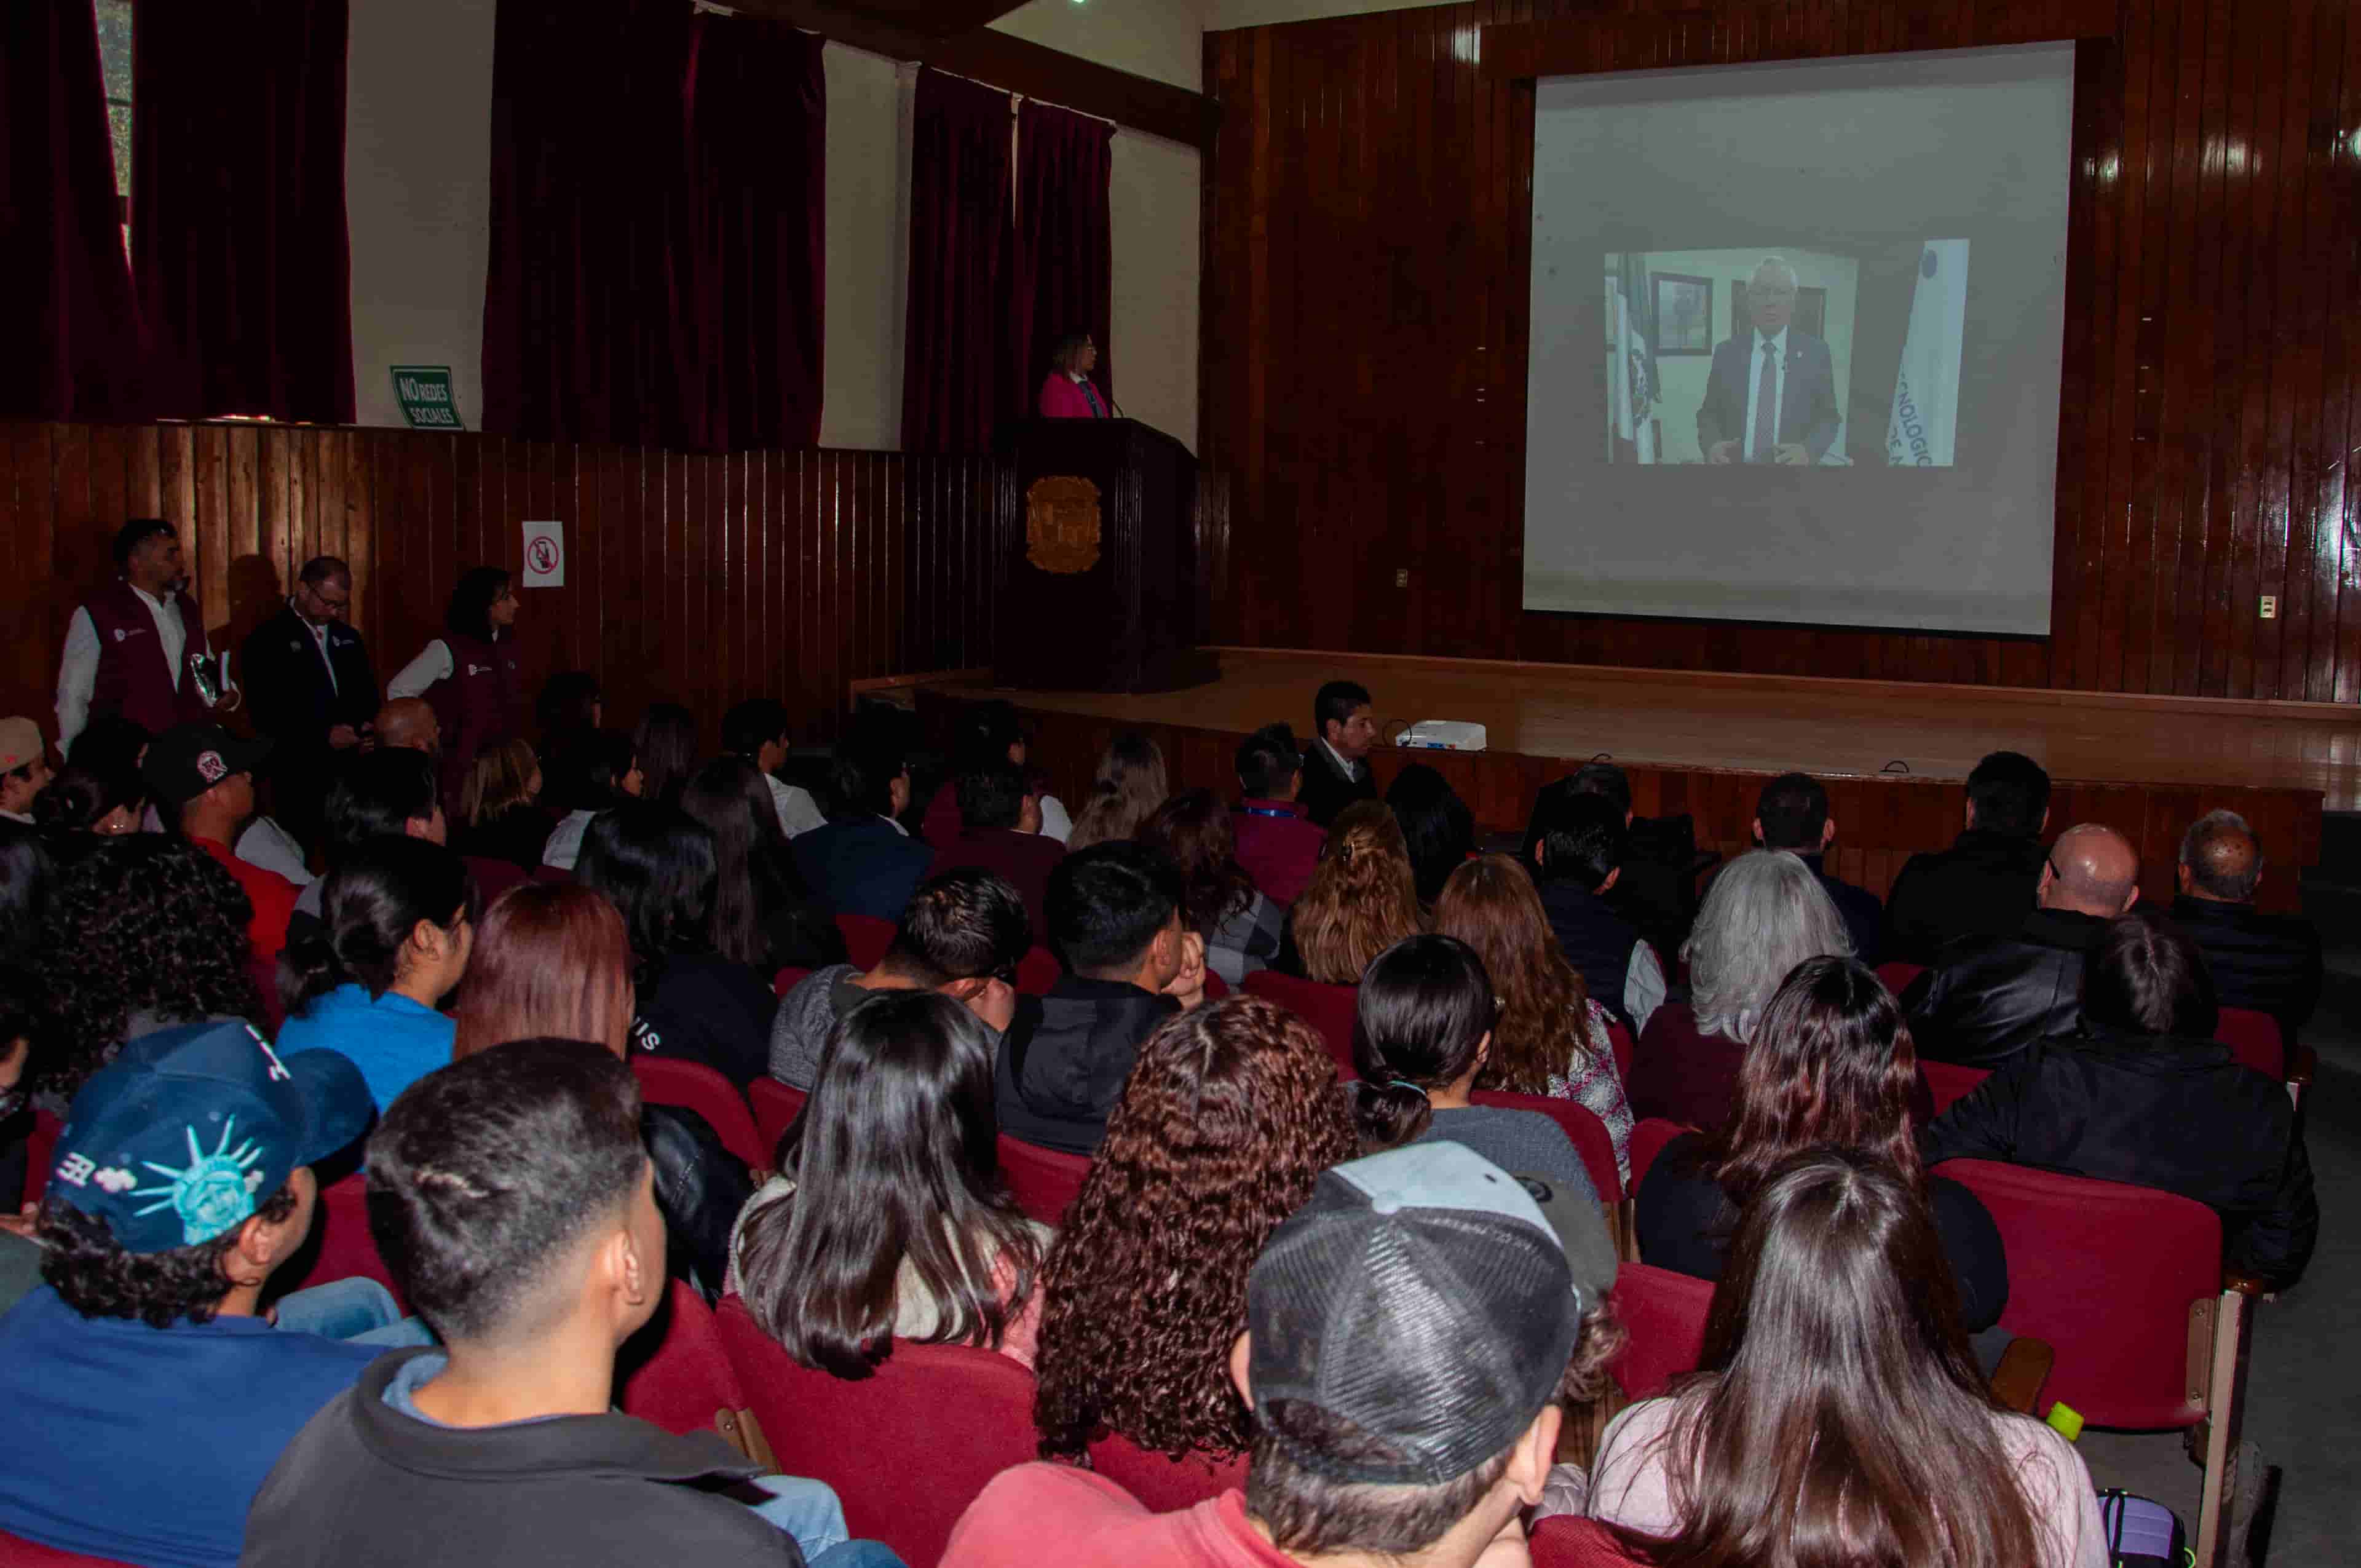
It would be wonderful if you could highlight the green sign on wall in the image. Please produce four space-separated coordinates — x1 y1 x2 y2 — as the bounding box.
391 365 462 430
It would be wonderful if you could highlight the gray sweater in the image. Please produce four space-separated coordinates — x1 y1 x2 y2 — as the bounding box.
1412 1106 1596 1202
767 964 867 1090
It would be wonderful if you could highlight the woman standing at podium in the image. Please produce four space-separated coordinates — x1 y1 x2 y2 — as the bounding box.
1038 331 1112 418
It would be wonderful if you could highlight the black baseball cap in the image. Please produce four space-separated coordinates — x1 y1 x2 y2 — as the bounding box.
141 723 271 807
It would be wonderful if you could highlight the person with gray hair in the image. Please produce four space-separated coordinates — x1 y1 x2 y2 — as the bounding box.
241 554 381 851
1696 254 1842 465
1624 849 1851 1128
2171 808 2322 1039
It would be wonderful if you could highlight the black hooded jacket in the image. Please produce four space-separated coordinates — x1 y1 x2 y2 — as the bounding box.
993 975 1179 1155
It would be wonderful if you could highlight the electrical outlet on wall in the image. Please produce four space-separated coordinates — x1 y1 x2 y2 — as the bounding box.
1395 568 1409 588
2260 595 2278 620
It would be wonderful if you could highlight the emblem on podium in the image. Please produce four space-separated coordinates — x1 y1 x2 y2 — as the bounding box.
1024 475 1102 575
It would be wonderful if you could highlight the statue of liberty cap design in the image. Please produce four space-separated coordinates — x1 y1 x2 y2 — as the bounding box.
132 1118 269 1246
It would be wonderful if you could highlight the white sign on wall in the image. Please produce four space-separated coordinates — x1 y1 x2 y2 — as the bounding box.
522 521 566 588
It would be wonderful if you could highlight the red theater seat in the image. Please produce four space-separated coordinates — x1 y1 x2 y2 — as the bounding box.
630 1056 765 1170
1624 1117 1690 1195
0 1532 137 1567
1468 1090 1621 1203
835 913 896 970
1240 971 1358 1075
998 1134 1091 1227
1920 1059 1990 1117
1530 1516 1659 1567
1605 1262 1714 1401
1085 1435 1246 1513
616 1279 763 1457
747 1077 809 1158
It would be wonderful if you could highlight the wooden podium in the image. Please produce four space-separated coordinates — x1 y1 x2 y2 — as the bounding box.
994 418 1217 693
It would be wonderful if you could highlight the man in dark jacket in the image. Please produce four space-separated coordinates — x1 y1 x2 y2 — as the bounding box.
1921 908 2317 1291
925 762 1064 936
1527 790 1664 1038
1883 750 2053 963
793 728 931 924
1902 822 2140 1067
1754 770 1881 964
242 1040 893 1568
1297 679 1380 828
2172 809 2323 1042
996 842 1205 1154
240 556 380 850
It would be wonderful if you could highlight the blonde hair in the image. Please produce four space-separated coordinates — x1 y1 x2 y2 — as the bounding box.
1290 802 1424 984
1066 732 1169 851
1434 853 1600 1092
460 737 539 827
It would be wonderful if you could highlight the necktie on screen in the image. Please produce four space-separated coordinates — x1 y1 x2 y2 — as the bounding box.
1752 338 1778 461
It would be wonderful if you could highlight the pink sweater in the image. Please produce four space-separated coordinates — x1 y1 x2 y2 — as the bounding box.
1039 373 1111 419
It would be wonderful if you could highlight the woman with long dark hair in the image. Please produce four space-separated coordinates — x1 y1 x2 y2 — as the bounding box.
275 839 476 1112
678 756 844 973
575 802 776 1085
631 701 698 807
384 566 524 805
1033 996 1359 1459
1271 801 1424 983
1591 1149 2104 1566
1136 789 1281 986
537 729 644 871
734 989 1047 1373
1385 762 1476 907
1349 933 1597 1200
1637 955 2001 1329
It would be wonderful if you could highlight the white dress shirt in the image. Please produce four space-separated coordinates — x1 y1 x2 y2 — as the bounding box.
56 584 190 757
385 639 454 700
765 776 828 838
295 602 339 694
1740 326 1789 462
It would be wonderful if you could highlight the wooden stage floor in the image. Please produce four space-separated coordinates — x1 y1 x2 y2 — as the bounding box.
929 648 2352 911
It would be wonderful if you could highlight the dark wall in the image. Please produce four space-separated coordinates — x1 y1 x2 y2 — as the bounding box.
1202 0 2361 700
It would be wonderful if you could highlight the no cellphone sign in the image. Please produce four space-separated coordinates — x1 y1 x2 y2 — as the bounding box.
523 521 566 588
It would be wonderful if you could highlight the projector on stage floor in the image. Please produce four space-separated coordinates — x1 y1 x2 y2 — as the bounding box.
1394 720 1488 753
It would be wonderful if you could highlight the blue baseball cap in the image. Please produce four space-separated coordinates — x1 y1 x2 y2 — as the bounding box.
44 1020 373 1254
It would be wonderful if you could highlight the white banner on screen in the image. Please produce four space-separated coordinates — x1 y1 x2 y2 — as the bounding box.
1887 240 1969 467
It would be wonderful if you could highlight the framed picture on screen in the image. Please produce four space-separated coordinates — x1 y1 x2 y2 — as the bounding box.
1651 274 1713 355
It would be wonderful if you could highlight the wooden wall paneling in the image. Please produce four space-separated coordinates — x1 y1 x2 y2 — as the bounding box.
2331 0 2361 703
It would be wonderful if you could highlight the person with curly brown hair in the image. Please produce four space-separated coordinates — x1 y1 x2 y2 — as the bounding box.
949 1140 1624 1568
1136 788 1283 987
1030 994 1358 1464
36 834 264 1099
1271 800 1425 984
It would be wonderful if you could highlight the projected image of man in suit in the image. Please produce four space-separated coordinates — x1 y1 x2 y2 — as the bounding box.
1698 256 1840 467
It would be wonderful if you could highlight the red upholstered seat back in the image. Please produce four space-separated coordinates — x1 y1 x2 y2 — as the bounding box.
716 1294 1039 1568
1530 1516 1661 1567
1603 1017 1635 1082
1240 971 1359 1075
0 1531 137 1567
774 964 813 996
1624 1117 1690 1194
251 952 287 1034
1874 960 1925 994
1934 1158 2220 1429
287 1170 407 1309
836 912 896 970
1605 1262 1714 1401
617 1279 748 1438
747 1077 809 1160
1014 945 1062 995
630 1055 765 1170
1085 1434 1247 1513
1920 1059 1991 1117
2213 1006 2284 1079
22 1110 63 1203
1468 1090 1622 1202
997 1134 1091 1227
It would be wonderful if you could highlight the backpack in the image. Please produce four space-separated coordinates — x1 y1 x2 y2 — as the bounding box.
2098 1490 2188 1567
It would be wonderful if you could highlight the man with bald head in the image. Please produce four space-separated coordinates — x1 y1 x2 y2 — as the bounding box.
2171 809 2322 1040
1900 822 2142 1067
1697 256 1841 466
373 697 441 759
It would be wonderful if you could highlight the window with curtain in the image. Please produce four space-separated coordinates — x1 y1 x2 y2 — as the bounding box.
901 69 1018 455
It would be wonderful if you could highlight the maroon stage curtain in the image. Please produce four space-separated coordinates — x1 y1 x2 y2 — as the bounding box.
131 0 354 424
1013 100 1114 414
685 14 826 451
902 69 1016 454
1 0 148 421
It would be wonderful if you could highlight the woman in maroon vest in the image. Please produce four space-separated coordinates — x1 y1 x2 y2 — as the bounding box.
386 566 524 812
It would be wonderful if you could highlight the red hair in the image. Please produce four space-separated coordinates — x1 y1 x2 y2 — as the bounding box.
451 882 635 1059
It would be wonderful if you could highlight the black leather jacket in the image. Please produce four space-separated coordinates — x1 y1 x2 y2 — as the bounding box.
644 1103 754 1303
1883 828 2049 964
1901 907 2110 1068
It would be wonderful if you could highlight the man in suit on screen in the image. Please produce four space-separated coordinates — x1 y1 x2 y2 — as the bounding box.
1696 256 1840 466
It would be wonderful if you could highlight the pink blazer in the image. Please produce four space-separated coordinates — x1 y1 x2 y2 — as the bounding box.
1038 373 1110 419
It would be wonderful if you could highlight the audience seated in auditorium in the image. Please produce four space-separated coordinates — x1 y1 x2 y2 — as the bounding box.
1754 769 1881 963
735 990 1050 1369
1297 679 1380 829
0 976 42 1314
1902 822 2139 1068
33 760 144 849
1031 996 1359 1464
1231 721 1324 906
631 700 698 807
37 836 264 1098
451 882 751 1299
924 699 1071 844
0 820 52 956
538 728 644 872
0 1021 401 1568
1527 788 1667 1037
681 755 845 976
1351 935 1597 1200
370 695 441 759
0 716 53 823
276 839 476 1113
1883 750 2053 962
1272 801 1424 983
384 566 521 808
794 727 932 922
926 761 1067 935
770 868 1028 1090
143 721 299 960
1921 906 2317 1291
955 1140 1616 1568
722 696 827 839
1636 956 2001 1334
577 804 778 1087
455 737 552 871
1629 850 1852 1130
1435 853 1632 1180
1386 762 1475 907
287 746 448 943
997 843 1206 1154
242 1040 893 1568
2172 808 2322 1040
1064 731 1169 852
1139 788 1284 986
1588 1150 2103 1566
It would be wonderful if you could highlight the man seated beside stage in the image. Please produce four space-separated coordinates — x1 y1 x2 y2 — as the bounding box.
995 843 1208 1155
1232 723 1324 906
1882 750 2053 964
1900 823 2140 1068
1297 681 1379 828
1529 790 1666 1039
1754 770 1881 964
2172 809 2322 1043
925 762 1066 937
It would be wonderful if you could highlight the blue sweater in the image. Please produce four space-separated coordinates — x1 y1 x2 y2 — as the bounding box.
275 984 456 1112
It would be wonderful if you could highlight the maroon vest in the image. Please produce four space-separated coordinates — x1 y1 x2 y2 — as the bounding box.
83 579 212 734
423 631 524 802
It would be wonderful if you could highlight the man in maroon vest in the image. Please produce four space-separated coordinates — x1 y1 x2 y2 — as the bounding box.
56 520 216 756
